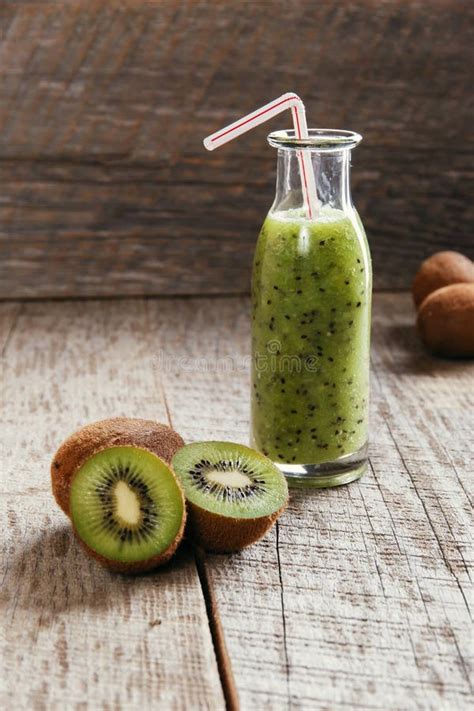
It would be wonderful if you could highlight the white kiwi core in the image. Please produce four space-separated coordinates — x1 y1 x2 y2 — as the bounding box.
114 480 141 525
206 469 252 488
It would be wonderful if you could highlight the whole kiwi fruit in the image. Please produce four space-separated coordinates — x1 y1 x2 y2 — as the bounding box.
412 251 474 308
51 418 187 573
417 283 474 357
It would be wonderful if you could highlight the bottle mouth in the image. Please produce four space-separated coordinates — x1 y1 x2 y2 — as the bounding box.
268 128 362 152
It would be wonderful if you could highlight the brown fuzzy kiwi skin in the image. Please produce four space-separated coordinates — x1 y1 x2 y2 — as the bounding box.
186 498 288 553
51 417 185 516
417 283 474 357
412 251 474 308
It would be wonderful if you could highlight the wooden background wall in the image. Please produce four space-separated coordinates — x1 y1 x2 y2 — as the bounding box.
0 0 472 299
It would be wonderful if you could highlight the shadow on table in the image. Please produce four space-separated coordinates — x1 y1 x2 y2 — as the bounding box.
376 322 473 377
3 524 192 616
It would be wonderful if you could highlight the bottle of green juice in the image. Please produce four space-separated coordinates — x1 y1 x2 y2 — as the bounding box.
251 129 372 487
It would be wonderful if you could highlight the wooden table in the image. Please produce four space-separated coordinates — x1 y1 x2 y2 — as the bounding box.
1 293 472 710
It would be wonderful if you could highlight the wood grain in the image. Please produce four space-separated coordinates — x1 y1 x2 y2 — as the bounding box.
0 300 226 710
0 1 473 298
152 292 473 709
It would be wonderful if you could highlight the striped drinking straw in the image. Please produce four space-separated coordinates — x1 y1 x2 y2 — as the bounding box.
203 93 318 219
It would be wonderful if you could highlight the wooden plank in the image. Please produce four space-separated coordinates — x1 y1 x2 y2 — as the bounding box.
155 293 473 709
0 1 472 298
0 299 226 710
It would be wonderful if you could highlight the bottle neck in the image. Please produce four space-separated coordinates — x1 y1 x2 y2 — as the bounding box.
271 148 353 216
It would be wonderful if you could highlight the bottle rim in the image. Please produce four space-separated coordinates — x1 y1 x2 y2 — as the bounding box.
268 128 362 152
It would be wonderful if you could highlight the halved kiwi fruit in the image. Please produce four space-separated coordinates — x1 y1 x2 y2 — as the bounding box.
172 441 288 552
51 418 186 573
69 446 185 573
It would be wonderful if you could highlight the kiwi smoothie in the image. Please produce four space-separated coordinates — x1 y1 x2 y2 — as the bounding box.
251 206 372 481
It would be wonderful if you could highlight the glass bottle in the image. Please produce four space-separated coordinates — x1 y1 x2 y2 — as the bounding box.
250 129 372 487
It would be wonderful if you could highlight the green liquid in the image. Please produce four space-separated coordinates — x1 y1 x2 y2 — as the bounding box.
251 207 372 466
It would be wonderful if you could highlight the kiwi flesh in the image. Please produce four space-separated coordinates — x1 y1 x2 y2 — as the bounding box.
69 446 186 573
172 441 288 552
51 417 184 516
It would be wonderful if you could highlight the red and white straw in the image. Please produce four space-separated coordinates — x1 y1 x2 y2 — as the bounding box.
203 93 318 219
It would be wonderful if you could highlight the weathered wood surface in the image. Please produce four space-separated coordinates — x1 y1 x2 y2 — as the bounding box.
158 293 473 710
0 1 473 299
1 293 472 709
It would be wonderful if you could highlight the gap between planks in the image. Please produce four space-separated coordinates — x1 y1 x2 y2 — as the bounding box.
194 546 240 711
144 300 241 711
0 288 409 305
